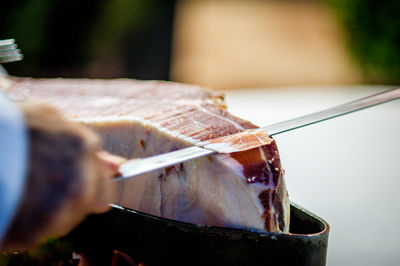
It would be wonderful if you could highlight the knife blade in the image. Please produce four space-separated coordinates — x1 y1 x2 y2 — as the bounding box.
114 87 400 182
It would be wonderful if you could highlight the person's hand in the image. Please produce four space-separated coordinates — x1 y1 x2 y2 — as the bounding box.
2 103 125 251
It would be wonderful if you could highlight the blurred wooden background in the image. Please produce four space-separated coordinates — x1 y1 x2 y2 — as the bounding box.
1 0 399 89
171 0 363 89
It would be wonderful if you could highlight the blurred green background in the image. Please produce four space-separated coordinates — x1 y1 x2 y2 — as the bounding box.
0 0 399 86
0 0 176 80
329 0 400 84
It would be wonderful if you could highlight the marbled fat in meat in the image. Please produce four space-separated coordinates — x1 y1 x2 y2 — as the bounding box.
4 77 290 232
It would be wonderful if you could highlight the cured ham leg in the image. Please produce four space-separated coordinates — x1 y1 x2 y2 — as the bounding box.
4 77 289 232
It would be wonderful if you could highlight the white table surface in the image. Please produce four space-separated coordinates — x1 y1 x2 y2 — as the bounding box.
223 86 400 266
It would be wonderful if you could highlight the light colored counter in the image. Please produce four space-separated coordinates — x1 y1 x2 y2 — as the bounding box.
223 86 400 266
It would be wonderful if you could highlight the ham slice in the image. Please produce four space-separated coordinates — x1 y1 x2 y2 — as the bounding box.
4 77 290 232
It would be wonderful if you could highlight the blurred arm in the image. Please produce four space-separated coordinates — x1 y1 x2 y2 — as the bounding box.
1 103 124 251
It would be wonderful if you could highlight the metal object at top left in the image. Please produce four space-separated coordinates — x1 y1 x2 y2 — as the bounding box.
0 39 23 88
0 39 23 64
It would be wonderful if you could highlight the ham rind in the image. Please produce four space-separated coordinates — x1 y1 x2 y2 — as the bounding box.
4 77 290 232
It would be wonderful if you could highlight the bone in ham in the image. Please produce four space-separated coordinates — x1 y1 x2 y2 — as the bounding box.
4 77 290 232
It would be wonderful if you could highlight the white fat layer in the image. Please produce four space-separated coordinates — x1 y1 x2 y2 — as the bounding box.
75 115 289 232
161 155 268 229
73 116 201 146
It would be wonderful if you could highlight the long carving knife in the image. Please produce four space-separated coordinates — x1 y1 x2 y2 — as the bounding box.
115 88 400 181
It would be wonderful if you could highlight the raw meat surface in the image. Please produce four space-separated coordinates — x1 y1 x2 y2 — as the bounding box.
4 77 290 232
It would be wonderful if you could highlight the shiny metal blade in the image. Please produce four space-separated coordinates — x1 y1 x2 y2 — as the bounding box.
114 87 400 181
114 146 214 181
260 88 400 136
